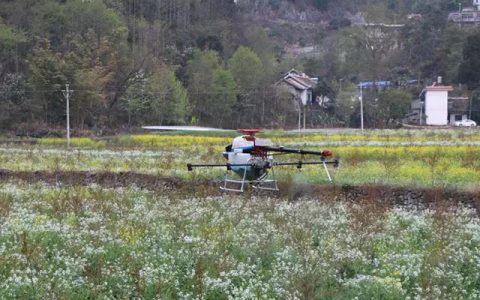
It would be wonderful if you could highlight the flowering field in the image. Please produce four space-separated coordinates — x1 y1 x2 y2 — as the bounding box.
2 129 480 189
1 129 480 298
1 183 480 299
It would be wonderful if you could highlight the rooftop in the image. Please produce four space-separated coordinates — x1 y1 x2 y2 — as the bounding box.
279 69 318 90
424 85 454 92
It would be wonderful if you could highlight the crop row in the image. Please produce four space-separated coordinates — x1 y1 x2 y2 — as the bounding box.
35 129 480 149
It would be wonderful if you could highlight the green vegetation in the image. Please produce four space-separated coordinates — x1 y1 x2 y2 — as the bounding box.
1 183 480 298
1 0 479 132
0 129 478 189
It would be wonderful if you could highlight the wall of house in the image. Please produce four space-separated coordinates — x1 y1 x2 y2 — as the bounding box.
300 90 308 105
425 91 448 125
278 81 312 107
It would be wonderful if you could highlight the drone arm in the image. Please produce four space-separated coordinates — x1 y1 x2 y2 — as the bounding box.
187 163 255 171
273 159 339 169
187 163 229 171
263 146 331 156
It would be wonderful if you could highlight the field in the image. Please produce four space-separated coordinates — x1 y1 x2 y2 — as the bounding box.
1 129 480 299
2 129 480 188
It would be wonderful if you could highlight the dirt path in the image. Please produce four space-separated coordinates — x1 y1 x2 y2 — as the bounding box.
0 169 184 190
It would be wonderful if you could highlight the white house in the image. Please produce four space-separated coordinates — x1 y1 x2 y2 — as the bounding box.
423 85 454 125
407 82 470 126
405 85 470 125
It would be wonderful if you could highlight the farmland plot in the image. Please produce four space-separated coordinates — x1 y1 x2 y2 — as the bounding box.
1 129 480 299
1 183 480 299
2 129 480 189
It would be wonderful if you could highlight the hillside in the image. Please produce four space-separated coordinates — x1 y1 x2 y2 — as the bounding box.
1 0 479 133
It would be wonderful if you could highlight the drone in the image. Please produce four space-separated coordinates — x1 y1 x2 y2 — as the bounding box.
185 129 339 192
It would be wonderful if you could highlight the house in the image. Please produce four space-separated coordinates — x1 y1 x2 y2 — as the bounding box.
448 97 471 124
407 79 470 126
448 0 480 25
422 85 454 125
277 69 318 106
276 69 319 129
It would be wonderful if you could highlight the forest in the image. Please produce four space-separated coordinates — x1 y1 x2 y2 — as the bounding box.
1 0 480 134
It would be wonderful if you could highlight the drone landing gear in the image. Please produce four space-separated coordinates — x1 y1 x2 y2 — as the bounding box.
322 161 333 182
220 168 279 193
252 168 279 191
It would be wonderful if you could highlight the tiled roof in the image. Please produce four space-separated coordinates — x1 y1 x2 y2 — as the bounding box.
284 77 309 90
424 85 454 91
279 69 318 90
290 75 316 89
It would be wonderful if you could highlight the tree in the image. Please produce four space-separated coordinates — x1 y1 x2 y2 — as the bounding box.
1 0 468 132
186 49 221 124
0 24 27 75
64 30 117 129
470 92 480 123
444 25 471 84
228 46 263 126
341 26 398 81
312 0 329 11
334 82 358 126
211 68 237 127
0 73 27 129
150 68 190 125
124 66 190 125
377 89 411 127
27 46 71 125
244 26 276 82
459 31 480 90
228 46 263 92
401 0 453 80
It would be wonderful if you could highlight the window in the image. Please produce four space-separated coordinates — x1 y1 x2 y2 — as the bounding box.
455 115 463 121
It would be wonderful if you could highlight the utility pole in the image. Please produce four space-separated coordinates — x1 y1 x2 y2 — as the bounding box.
62 84 73 148
296 97 301 131
303 105 306 130
359 84 364 134
470 91 475 120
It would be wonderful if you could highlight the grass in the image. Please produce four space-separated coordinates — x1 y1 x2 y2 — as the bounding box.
38 137 106 148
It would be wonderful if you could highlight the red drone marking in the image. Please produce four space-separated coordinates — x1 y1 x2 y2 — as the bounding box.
238 129 262 136
322 150 333 157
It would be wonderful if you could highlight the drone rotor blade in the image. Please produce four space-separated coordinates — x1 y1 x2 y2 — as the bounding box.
143 126 233 132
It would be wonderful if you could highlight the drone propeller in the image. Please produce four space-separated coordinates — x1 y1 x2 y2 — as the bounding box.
238 128 262 135
142 126 234 132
